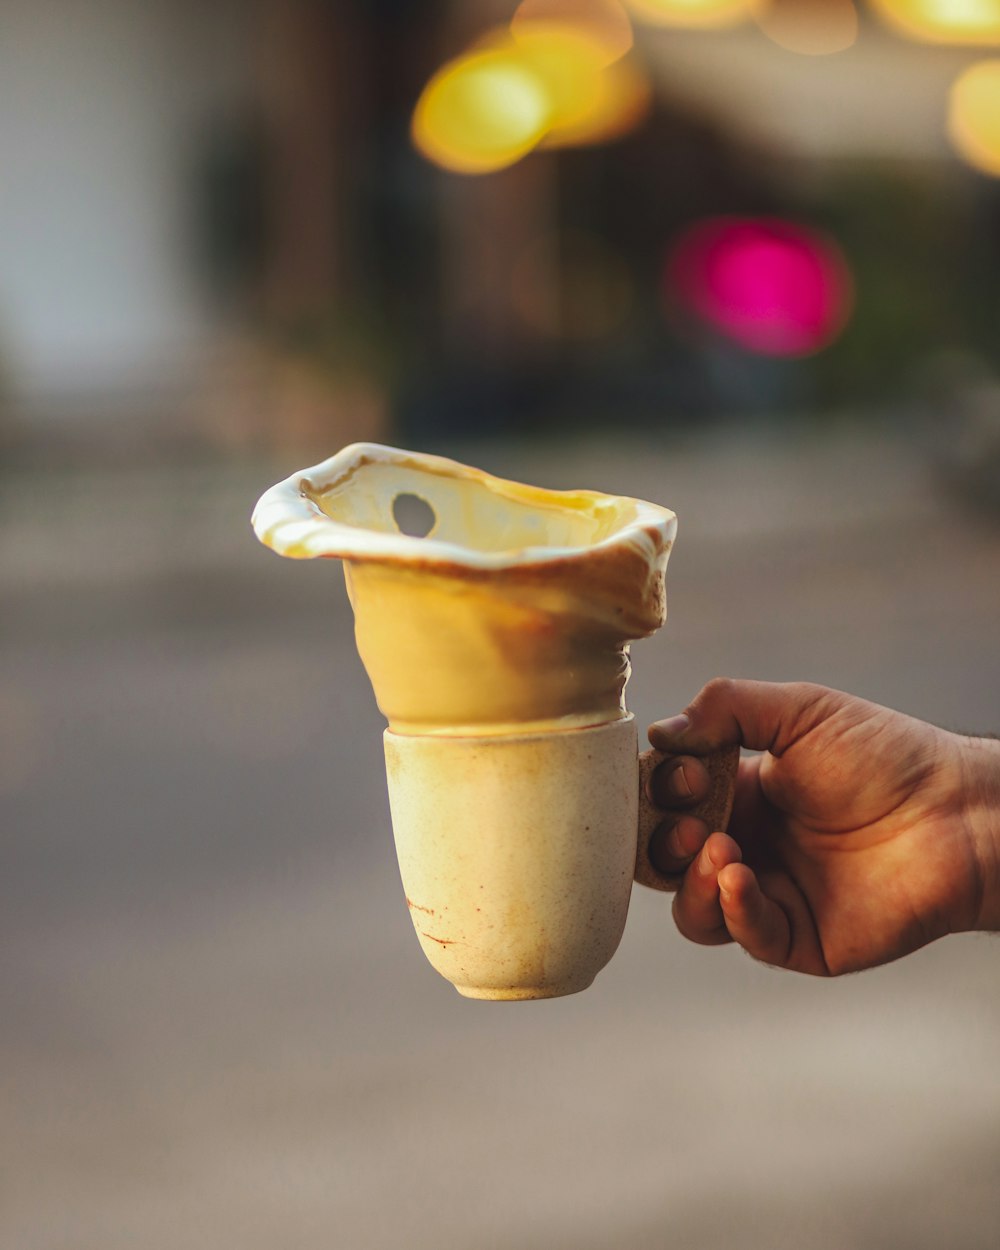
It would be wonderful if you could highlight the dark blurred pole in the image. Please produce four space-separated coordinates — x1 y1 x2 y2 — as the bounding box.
440 157 556 360
431 2 555 359
405 2 562 436
255 0 359 321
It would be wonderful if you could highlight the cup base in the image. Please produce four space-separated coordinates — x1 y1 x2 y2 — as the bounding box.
454 978 596 1001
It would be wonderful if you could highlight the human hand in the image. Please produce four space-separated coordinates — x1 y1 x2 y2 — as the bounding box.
646 679 1000 975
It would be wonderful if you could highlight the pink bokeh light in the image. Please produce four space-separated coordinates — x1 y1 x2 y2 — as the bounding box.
666 216 854 357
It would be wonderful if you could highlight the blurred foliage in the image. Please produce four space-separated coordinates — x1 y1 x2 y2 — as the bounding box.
810 165 993 406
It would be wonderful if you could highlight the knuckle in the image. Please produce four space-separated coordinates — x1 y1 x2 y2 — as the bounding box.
700 675 737 705
786 680 829 707
779 682 838 752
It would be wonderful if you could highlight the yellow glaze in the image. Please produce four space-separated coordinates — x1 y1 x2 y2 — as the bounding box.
251 443 676 735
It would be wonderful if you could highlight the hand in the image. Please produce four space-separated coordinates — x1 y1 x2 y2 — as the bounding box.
647 679 1000 975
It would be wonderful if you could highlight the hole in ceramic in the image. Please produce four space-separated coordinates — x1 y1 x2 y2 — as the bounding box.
392 492 437 538
302 453 651 554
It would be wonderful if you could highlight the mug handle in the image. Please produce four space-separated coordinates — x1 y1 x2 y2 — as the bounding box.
634 744 741 891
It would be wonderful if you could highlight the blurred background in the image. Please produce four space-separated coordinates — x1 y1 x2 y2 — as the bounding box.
2 2 1000 1247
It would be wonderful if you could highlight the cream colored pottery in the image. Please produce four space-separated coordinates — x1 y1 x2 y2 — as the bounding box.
252 442 675 735
385 718 639 1000
252 443 736 999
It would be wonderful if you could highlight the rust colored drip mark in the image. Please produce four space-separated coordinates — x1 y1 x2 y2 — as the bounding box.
406 897 435 915
420 931 456 946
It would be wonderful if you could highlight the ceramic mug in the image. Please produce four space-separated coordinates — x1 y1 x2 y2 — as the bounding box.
252 443 737 1000
385 718 737 999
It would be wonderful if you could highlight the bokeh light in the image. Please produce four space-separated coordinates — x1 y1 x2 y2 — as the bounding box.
666 216 853 357
624 0 758 29
415 19 651 173
411 48 552 174
948 60 1000 176
754 0 859 56
869 0 1000 44
503 23 610 131
541 51 652 146
511 0 635 67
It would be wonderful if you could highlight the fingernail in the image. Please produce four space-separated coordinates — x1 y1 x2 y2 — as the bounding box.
651 713 690 739
670 820 705 861
668 763 693 799
667 824 689 860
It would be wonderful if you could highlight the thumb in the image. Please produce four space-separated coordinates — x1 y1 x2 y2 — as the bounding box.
649 678 843 757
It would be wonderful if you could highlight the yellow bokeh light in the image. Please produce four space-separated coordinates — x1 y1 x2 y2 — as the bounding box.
511 0 635 67
503 23 609 130
948 59 1000 176
411 48 552 175
542 54 652 146
413 12 653 174
869 0 1000 45
623 0 757 29
754 0 858 56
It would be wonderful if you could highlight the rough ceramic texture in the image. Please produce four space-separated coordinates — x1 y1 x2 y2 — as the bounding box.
385 718 639 1000
251 442 676 734
635 745 741 892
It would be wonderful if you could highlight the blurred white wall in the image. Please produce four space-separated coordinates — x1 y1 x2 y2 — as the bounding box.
0 0 254 414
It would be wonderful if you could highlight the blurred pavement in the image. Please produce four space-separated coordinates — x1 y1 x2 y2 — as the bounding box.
2 422 1000 1250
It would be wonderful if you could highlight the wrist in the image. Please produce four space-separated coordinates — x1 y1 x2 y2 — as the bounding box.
959 734 1000 931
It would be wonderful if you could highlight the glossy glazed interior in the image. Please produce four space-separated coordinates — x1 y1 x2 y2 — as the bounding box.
252 443 676 734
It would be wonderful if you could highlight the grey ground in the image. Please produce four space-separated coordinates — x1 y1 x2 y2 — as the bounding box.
3 421 999 1249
